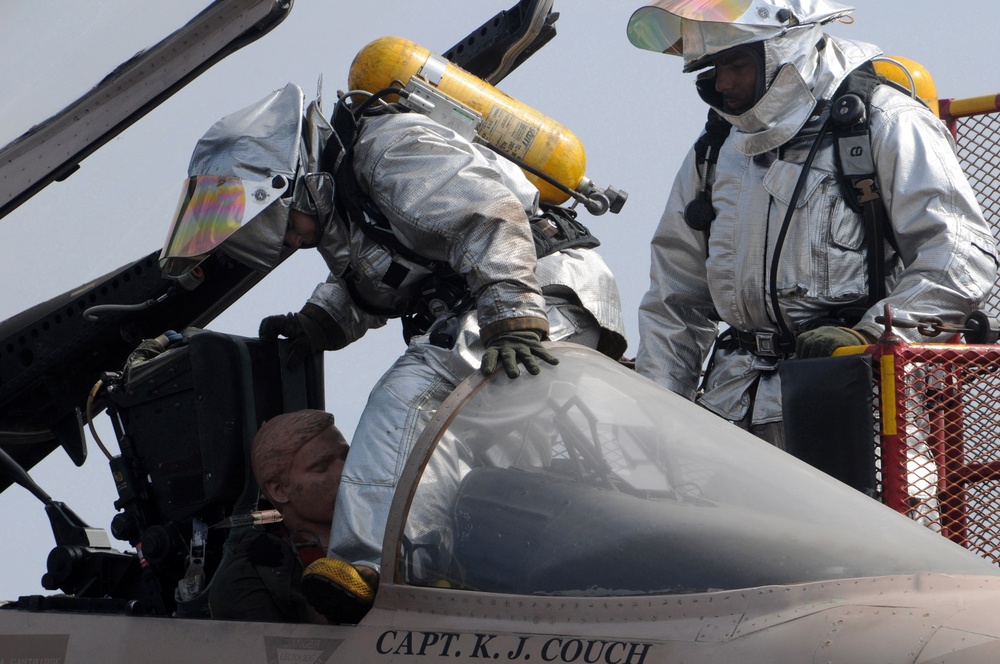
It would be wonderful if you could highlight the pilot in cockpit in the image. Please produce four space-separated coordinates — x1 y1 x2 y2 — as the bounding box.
207 410 361 624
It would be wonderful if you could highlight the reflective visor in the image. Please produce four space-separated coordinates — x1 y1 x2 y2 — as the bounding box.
159 174 288 276
627 0 754 53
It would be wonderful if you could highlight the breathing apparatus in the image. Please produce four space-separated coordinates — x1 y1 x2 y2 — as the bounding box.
346 36 626 216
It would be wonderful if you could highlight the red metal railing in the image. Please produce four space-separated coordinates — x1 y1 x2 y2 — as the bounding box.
868 326 1000 563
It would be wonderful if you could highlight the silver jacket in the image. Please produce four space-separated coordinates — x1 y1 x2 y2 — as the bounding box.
307 111 626 354
637 33 998 424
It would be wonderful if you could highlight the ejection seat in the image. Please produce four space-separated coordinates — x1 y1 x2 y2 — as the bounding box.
94 328 324 616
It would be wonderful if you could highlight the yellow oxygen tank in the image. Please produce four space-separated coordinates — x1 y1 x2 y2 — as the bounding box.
348 36 586 206
873 56 939 118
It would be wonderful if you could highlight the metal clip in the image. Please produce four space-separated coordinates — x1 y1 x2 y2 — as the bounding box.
177 517 208 602
755 332 777 356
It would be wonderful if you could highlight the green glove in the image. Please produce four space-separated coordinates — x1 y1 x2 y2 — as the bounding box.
481 331 559 379
259 304 345 366
795 326 870 359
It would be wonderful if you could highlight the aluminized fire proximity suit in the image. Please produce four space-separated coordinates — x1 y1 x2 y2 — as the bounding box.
319 111 626 569
629 2 997 444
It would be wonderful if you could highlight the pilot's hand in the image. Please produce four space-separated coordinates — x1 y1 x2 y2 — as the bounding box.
259 303 346 366
795 326 871 358
481 330 558 379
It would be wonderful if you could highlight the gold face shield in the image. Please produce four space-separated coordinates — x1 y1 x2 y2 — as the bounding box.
626 0 853 71
627 0 759 55
159 174 289 277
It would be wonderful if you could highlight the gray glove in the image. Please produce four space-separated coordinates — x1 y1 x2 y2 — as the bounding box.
481 331 558 379
795 326 871 358
259 303 346 366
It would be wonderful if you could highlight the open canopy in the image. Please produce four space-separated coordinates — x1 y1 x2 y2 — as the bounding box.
0 0 291 221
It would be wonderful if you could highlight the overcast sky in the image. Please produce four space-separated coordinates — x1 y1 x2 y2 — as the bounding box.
1 0 997 600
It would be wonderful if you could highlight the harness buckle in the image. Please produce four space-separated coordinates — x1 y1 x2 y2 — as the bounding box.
754 332 778 357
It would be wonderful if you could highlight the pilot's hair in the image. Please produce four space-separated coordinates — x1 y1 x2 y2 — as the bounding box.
251 409 339 503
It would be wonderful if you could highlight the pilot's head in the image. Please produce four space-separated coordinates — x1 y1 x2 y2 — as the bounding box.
251 409 349 537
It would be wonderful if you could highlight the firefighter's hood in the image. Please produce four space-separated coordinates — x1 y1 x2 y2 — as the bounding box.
159 83 336 276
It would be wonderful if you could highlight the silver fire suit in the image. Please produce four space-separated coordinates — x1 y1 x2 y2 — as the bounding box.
307 112 626 570
636 28 997 432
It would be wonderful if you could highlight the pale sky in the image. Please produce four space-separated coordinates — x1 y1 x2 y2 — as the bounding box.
1 0 997 600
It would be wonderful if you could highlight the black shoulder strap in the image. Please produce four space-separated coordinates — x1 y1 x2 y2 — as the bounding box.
322 103 444 282
684 109 732 234
830 62 897 305
531 204 600 256
830 63 881 214
695 109 733 167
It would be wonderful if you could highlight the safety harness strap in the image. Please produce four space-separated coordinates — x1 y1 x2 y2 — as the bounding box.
324 108 441 272
829 61 899 306
684 109 731 235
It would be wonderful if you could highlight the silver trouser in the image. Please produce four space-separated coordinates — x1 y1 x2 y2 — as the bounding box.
328 298 600 570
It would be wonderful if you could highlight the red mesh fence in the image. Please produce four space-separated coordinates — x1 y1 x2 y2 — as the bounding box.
873 340 1000 564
